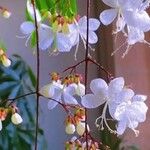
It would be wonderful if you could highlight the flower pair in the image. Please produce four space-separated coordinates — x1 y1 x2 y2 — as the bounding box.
20 1 100 58
81 77 148 136
100 0 150 56
40 73 85 109
0 108 23 131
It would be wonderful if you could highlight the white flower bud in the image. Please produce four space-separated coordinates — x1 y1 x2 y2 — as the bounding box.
2 58 11 67
76 83 85 96
0 120 2 131
65 123 75 135
2 10 11 18
11 113 23 125
76 122 90 136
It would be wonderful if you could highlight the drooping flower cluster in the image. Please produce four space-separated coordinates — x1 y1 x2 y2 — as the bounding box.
65 137 99 150
0 48 11 67
81 77 148 136
0 106 23 131
40 72 85 110
65 108 90 136
100 0 150 57
20 1 100 59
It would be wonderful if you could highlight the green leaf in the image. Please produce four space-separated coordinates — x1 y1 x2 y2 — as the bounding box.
0 55 46 149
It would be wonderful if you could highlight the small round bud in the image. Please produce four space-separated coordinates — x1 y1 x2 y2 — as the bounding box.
11 113 23 125
2 58 11 67
76 122 90 136
2 10 11 18
65 123 75 134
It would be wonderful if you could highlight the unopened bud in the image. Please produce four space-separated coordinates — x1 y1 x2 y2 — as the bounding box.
2 58 11 67
2 10 11 18
65 123 75 134
11 113 23 125
76 122 90 136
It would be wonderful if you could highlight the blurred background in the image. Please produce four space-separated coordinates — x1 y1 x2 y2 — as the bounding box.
0 0 150 149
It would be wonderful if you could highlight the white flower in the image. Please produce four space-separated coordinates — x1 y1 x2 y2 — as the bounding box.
40 82 78 110
68 16 100 59
81 77 125 111
100 0 150 54
39 80 61 98
115 95 148 136
11 113 23 125
65 123 76 134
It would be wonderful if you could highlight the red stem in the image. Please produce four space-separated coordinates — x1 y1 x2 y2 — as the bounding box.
31 0 40 150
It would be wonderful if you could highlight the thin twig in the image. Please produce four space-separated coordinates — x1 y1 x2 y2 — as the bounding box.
31 0 40 150
84 0 91 149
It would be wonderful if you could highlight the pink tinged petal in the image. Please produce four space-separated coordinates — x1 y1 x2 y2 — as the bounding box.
20 21 35 35
100 9 118 25
124 10 150 32
81 94 106 108
57 33 72 52
127 27 145 45
117 120 127 135
108 77 124 98
102 0 118 7
132 95 147 102
116 88 134 103
39 24 54 50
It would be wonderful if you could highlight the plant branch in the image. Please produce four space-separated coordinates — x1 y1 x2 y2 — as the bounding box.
31 0 40 150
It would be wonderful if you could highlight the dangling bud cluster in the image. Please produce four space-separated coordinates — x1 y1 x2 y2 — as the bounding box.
0 49 11 67
65 107 89 136
0 6 11 18
0 105 23 131
65 138 100 150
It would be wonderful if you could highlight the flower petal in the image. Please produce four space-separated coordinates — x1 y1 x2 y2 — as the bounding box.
117 120 127 135
78 16 100 30
57 33 72 52
89 18 100 30
63 92 78 105
68 24 79 46
127 27 144 45
102 0 118 7
124 10 150 32
114 102 127 120
100 9 117 25
48 100 59 110
128 101 148 122
116 88 134 103
90 78 108 95
20 21 35 35
108 77 124 99
39 24 54 50
81 94 106 108
132 95 147 102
